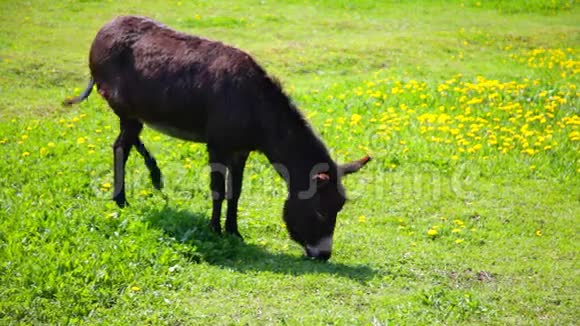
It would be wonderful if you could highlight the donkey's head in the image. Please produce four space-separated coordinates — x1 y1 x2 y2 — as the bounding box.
283 155 371 261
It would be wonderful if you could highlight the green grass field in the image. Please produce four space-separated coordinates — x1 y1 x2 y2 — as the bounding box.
1 0 579 324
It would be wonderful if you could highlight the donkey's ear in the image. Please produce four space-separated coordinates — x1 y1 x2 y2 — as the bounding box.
313 172 331 187
339 155 371 176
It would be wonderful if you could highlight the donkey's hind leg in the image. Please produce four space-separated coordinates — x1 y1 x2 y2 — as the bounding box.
112 118 142 207
134 139 163 190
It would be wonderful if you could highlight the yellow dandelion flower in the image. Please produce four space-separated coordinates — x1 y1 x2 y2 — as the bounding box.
40 147 48 155
451 228 461 233
47 142 56 148
350 114 362 126
522 148 538 155
453 219 464 226
427 229 438 237
535 230 542 237
358 215 366 223
455 239 464 244
77 137 86 144
131 286 141 292
140 190 151 197
466 97 483 105
101 182 112 191
22 151 31 157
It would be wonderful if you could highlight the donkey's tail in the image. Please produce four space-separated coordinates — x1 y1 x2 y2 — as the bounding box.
63 78 95 106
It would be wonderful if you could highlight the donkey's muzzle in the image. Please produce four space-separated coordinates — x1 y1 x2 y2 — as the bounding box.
305 236 333 261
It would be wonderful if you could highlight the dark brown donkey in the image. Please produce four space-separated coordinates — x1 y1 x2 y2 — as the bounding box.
64 16 371 260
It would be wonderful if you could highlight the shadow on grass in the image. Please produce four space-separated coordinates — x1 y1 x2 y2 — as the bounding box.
144 206 377 282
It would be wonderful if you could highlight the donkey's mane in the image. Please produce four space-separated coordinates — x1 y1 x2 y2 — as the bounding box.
263 74 335 172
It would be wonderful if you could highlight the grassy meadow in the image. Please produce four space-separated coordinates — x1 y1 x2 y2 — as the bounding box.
1 0 579 324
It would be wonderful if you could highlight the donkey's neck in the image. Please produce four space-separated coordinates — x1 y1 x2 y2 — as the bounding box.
261 104 336 196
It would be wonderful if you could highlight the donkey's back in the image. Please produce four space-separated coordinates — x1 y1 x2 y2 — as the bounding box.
89 15 273 147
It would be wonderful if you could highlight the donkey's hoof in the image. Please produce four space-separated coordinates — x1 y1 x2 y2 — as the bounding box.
113 195 129 208
151 172 163 190
226 229 244 241
209 223 222 235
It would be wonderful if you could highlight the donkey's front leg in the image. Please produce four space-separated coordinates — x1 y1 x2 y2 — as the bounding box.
112 118 142 207
225 151 249 239
208 148 227 234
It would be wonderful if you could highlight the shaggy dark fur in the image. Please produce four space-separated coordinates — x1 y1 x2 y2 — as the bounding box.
64 16 370 260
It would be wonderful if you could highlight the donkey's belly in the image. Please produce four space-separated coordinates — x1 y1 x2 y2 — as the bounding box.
145 121 206 142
